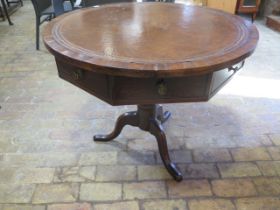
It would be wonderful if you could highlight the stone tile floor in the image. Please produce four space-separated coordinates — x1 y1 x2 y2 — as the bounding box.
0 1 280 210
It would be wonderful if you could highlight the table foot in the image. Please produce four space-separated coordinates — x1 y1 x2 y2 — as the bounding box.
149 118 183 181
93 104 182 182
94 111 138 142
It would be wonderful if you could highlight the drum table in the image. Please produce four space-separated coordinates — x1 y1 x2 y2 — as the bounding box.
43 2 258 181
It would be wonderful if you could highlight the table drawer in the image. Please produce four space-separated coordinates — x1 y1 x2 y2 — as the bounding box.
111 75 210 105
56 59 110 103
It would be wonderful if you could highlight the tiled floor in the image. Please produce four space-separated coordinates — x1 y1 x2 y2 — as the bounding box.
1 1 280 210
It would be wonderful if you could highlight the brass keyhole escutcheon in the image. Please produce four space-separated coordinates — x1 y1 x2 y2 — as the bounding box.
73 69 83 80
157 79 167 96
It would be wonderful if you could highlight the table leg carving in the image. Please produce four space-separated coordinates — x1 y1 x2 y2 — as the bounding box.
93 111 138 142
93 104 182 181
149 118 183 182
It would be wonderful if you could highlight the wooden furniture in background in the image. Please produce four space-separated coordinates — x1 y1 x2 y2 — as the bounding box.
236 0 261 21
175 0 206 6
267 15 280 32
72 0 260 17
207 0 237 14
266 2 280 32
43 3 258 181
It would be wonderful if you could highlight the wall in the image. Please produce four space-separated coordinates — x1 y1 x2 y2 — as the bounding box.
259 0 280 16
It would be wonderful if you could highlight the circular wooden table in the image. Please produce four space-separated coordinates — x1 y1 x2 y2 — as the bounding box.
43 2 258 181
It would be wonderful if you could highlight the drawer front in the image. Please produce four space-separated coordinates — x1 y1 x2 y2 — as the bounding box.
56 59 110 103
112 75 210 105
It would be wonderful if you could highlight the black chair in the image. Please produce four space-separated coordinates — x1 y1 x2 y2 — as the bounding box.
80 0 174 7
0 0 15 25
82 0 135 7
5 0 23 7
31 0 74 50
52 0 74 16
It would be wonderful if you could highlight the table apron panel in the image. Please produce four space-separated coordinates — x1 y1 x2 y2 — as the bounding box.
56 59 113 103
209 67 236 97
111 75 210 105
56 59 237 106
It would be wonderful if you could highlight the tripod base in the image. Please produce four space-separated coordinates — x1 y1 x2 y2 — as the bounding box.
94 104 183 182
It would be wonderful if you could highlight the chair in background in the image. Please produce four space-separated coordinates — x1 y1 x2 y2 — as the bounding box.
31 0 74 50
0 0 14 25
31 0 55 50
5 0 23 7
1 0 23 25
82 0 135 7
236 0 261 22
52 0 74 16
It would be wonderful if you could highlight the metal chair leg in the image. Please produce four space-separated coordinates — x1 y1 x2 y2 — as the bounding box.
36 17 40 50
0 0 13 25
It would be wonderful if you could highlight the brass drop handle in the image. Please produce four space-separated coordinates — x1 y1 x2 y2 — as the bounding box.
73 69 83 80
157 79 167 96
228 60 245 73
